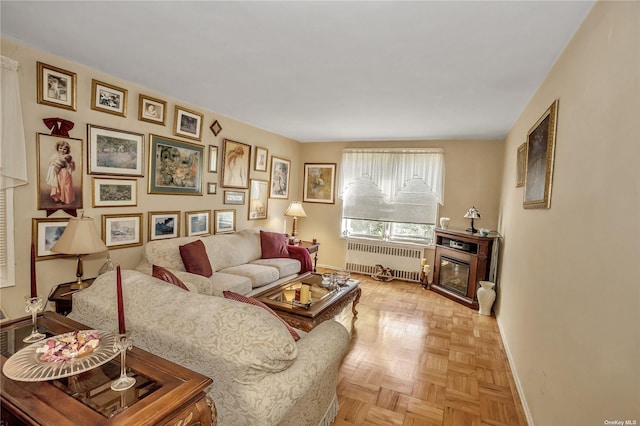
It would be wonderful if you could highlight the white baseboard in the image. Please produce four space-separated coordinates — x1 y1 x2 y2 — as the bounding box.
496 316 535 426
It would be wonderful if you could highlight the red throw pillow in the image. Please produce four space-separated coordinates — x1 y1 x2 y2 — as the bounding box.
223 291 301 341
260 230 289 259
152 265 190 291
179 240 213 277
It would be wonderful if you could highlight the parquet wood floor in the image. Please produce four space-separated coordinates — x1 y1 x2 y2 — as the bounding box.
332 273 527 426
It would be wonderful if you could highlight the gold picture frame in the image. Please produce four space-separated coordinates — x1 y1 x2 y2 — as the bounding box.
148 211 180 241
32 217 70 260
36 133 83 211
102 213 143 249
221 139 251 189
214 209 236 234
185 210 211 236
516 143 526 188
91 79 128 117
174 106 204 141
303 163 336 204
138 94 167 125
37 62 77 111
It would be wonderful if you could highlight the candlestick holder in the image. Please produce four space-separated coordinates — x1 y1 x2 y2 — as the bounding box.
110 333 136 391
23 297 46 343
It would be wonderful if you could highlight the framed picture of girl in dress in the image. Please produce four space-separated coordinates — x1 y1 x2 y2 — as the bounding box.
36 134 83 210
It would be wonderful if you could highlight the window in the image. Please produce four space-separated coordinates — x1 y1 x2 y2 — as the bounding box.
0 188 15 288
339 148 445 244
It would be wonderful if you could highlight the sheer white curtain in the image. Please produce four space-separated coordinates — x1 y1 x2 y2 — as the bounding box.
338 148 445 225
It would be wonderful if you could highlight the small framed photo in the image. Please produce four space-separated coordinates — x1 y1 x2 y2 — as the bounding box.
138 94 167 125
148 134 203 195
222 139 251 189
92 177 137 207
36 133 83 211
91 79 128 117
37 62 76 111
210 120 222 137
87 124 144 176
207 182 217 194
248 179 269 220
148 211 180 241
214 209 236 234
102 213 143 249
269 156 290 199
254 146 268 172
224 191 245 205
32 218 70 260
174 106 204 141
303 163 336 204
208 146 218 172
186 210 211 236
516 143 526 188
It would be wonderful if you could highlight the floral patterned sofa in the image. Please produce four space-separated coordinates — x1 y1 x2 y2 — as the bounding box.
136 228 306 297
68 270 350 426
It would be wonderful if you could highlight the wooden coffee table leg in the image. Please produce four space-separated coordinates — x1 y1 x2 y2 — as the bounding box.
351 287 362 317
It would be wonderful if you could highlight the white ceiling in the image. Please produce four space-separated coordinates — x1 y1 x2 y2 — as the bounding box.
1 1 594 142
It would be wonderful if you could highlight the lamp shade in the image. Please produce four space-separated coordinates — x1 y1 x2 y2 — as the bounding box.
284 202 307 218
464 206 481 219
51 216 108 255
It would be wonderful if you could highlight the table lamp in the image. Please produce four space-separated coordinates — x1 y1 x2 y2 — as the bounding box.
51 215 108 289
284 201 307 240
464 206 481 234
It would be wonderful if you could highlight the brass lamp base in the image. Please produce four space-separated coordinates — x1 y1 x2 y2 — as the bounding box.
70 278 89 290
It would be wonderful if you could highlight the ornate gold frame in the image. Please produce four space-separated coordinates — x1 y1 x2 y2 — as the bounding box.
524 100 558 209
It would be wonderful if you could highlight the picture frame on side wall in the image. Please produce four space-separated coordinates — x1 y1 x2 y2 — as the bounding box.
221 139 251 189
214 209 236 234
224 191 245 205
92 177 137 207
36 62 77 111
138 94 167 125
269 156 290 199
254 146 268 172
102 213 143 249
148 134 203 195
303 163 336 204
91 79 128 117
207 182 217 194
148 211 180 241
524 99 558 209
248 179 269 220
32 218 70 260
174 106 204 141
185 210 211 236
36 133 83 211
87 124 144 176
208 146 218 173
516 143 526 188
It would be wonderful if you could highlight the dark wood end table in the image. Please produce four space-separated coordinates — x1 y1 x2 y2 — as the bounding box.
48 278 96 315
297 241 320 272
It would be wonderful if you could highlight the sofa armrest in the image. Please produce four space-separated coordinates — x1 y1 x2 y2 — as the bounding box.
170 270 215 295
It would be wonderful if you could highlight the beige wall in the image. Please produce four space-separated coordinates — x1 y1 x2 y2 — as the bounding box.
298 139 504 269
1 38 301 319
496 1 640 424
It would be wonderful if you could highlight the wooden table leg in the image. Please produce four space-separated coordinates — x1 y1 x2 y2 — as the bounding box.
351 287 362 317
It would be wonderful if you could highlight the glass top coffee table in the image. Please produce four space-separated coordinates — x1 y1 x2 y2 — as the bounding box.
255 273 361 332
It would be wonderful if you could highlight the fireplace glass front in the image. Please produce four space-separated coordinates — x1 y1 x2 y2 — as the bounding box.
439 256 470 296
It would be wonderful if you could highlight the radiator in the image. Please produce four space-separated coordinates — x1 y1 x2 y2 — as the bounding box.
345 240 424 282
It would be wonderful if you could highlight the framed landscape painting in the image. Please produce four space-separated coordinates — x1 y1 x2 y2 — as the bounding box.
148 134 203 195
102 213 143 249
186 210 211 236
148 211 180 241
524 99 558 209
269 156 290 199
37 62 76 111
87 124 144 176
222 139 251 189
91 79 127 117
214 209 236 234
36 133 83 211
174 106 203 141
303 163 336 204
32 218 70 260
92 177 137 207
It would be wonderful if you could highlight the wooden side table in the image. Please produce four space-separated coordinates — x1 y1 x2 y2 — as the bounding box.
1 311 214 425
298 241 320 272
48 278 96 316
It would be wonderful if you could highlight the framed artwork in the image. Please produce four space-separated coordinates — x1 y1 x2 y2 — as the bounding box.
210 120 222 137
221 139 251 189
269 156 290 199
303 163 336 204
516 143 526 188
254 146 268 172
207 182 217 194
87 124 144 176
32 218 70 260
148 134 203 195
185 210 211 236
91 79 127 117
248 179 269 220
148 211 180 241
214 209 236 234
224 191 245 205
208 146 218 172
174 106 204 141
0 306 7 322
102 213 143 249
524 99 559 209
36 62 76 111
138 94 167 125
92 177 137 207
36 133 83 211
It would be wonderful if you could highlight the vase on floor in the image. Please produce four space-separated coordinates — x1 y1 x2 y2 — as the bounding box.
477 281 496 316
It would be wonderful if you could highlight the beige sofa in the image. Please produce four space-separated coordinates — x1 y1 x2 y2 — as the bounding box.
136 228 301 296
69 270 350 426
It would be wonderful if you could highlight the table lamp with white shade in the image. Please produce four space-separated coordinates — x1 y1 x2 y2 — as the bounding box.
463 206 481 234
284 201 307 241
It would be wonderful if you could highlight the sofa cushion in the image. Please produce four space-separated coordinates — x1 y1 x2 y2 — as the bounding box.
152 265 189 291
179 240 213 277
223 291 300 341
201 229 262 271
251 258 301 278
220 263 279 288
260 230 289 259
